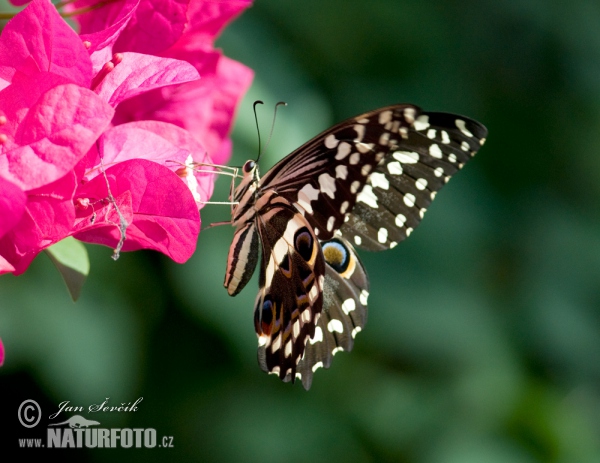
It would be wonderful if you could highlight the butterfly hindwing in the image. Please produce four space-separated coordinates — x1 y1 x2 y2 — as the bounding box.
294 237 369 389
253 201 325 381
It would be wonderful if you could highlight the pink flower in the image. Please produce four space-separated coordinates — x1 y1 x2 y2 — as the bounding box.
0 0 217 273
71 0 254 165
0 0 115 273
71 121 212 262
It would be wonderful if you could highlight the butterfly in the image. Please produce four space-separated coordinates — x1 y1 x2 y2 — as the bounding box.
223 104 487 389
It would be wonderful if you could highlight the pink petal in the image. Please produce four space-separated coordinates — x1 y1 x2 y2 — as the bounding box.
0 337 4 366
79 0 140 74
90 122 192 173
0 255 15 275
113 0 190 54
0 176 26 238
113 50 252 165
0 170 78 275
73 0 189 55
0 79 114 190
121 120 216 205
94 52 199 107
74 159 200 263
182 0 253 44
0 0 93 87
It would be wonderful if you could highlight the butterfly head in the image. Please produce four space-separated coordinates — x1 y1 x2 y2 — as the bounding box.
230 159 261 224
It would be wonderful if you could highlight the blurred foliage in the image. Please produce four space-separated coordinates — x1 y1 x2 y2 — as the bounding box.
1 0 600 461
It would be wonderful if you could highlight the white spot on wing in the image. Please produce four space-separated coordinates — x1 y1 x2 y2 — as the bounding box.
335 142 351 160
370 172 389 190
378 227 388 243
309 326 323 344
404 193 416 207
309 283 319 302
349 152 360 165
312 361 324 372
393 151 419 164
434 167 444 177
284 340 292 357
379 110 393 124
302 309 311 323
350 180 361 193
357 142 374 154
342 298 356 314
271 334 281 353
357 185 378 208
335 164 348 180
414 115 430 131
354 235 362 245
359 290 369 305
351 327 362 339
318 173 337 199
441 131 450 144
353 124 366 142
361 164 372 176
427 128 436 139
327 216 335 232
297 184 320 214
325 134 339 148
379 132 390 146
340 201 349 214
328 319 344 333
415 178 428 190
387 161 403 175
395 214 406 227
448 153 457 163
456 119 473 137
332 347 344 355
461 141 469 151
429 143 443 159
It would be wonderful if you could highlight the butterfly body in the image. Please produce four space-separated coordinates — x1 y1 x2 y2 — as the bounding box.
224 104 487 389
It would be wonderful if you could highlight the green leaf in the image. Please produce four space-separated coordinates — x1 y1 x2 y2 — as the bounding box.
45 237 90 301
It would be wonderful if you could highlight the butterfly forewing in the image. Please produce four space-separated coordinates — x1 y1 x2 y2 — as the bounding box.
225 104 487 389
259 105 421 242
340 111 487 251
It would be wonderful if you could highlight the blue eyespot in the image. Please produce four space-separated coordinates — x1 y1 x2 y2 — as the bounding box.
322 239 350 273
261 298 274 325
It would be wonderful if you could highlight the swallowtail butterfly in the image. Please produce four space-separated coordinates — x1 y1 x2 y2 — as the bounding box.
224 104 487 389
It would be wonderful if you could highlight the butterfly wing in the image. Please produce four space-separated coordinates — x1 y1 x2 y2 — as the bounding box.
341 111 487 250
293 237 369 390
227 104 487 388
259 105 487 249
253 200 325 381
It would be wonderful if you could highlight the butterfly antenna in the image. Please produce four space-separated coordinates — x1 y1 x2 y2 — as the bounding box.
253 100 264 162
262 101 287 158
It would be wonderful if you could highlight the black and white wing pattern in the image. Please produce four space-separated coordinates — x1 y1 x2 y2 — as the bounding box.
224 104 487 389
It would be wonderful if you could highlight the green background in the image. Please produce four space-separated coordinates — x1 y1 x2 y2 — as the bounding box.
1 0 600 461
